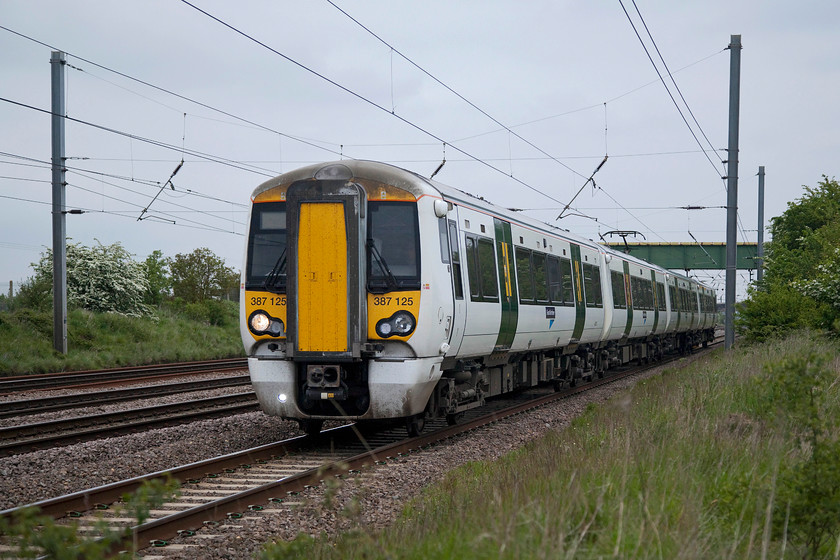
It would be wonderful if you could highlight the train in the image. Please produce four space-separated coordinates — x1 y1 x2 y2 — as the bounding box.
240 160 717 436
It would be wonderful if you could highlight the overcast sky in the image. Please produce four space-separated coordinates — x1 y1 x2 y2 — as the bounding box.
2 1 838 301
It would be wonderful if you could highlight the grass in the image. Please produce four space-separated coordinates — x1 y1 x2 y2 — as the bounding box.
261 332 840 559
0 300 243 375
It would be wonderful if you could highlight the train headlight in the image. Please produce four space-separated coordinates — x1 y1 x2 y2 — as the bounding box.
375 311 416 338
250 312 271 333
392 311 415 335
249 311 284 337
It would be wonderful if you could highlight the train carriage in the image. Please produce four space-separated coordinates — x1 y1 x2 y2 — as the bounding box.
241 160 716 435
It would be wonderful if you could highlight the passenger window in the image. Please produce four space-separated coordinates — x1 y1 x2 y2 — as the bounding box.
583 263 602 307
477 238 498 299
465 236 480 299
516 248 534 303
547 256 563 304
560 258 574 304
611 270 626 308
438 219 450 264
448 221 463 300
657 282 667 311
533 252 548 302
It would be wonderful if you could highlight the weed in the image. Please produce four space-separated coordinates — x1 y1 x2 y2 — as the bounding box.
0 476 180 559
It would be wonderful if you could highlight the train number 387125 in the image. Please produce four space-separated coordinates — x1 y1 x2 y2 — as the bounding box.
373 296 414 306
250 296 286 306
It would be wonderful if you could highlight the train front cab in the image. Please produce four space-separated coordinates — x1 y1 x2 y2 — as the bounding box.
242 163 449 432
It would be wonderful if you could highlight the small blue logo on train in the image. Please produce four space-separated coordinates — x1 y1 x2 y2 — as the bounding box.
546 307 556 329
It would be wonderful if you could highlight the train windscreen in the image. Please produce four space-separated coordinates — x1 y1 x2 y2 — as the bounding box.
246 201 287 291
367 201 420 292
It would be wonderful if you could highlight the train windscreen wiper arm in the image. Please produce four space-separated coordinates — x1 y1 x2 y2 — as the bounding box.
366 239 399 292
263 248 287 292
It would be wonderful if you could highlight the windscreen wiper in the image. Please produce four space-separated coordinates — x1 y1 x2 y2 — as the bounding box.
263 248 287 292
366 239 399 292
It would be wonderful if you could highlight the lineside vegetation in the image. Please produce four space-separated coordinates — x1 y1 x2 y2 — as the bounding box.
0 244 243 375
737 176 840 340
263 331 840 559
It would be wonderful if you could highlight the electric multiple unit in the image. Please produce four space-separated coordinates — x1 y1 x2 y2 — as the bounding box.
241 160 716 435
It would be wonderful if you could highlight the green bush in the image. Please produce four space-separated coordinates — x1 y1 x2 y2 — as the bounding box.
736 284 830 342
738 177 840 340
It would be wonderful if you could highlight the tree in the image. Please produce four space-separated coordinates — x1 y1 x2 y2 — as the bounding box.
737 177 840 340
19 240 153 317
168 247 237 303
142 250 171 305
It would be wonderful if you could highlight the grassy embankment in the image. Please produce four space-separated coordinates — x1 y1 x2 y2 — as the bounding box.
263 332 840 560
0 300 243 375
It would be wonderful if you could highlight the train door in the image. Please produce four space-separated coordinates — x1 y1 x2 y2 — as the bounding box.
297 202 347 351
622 260 633 339
285 180 365 360
569 244 586 343
493 218 518 352
445 209 467 356
649 270 660 334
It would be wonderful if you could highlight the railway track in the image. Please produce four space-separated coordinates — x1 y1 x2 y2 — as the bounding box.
0 343 719 557
0 392 259 457
0 374 252 419
0 358 248 394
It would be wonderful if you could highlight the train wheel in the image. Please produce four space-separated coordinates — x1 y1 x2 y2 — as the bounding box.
301 419 323 439
406 414 425 437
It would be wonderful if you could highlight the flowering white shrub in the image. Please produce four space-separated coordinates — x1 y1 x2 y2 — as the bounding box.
795 247 840 311
31 240 154 317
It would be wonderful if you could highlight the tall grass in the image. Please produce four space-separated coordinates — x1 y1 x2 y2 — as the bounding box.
262 332 840 559
0 300 243 375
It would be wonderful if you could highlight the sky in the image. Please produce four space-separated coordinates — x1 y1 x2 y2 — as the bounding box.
1 1 838 303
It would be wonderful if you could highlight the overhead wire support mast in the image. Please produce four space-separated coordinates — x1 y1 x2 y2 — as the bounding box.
724 35 742 351
51 50 67 355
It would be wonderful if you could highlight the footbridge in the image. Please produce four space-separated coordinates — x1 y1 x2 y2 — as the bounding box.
602 242 759 271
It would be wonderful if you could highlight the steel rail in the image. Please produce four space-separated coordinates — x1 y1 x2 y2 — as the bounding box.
0 392 259 457
0 374 252 419
0 358 248 394
0 425 359 520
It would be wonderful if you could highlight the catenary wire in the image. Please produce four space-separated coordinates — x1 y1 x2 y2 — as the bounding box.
0 191 245 236
617 0 723 177
325 0 585 180
0 96 277 177
180 0 682 242
0 150 248 209
178 0 575 208
314 2 710 242
630 0 720 158
0 24 346 160
0 150 248 233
